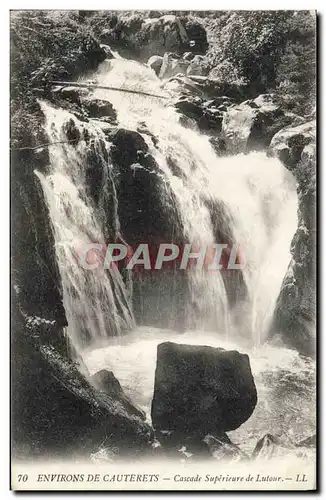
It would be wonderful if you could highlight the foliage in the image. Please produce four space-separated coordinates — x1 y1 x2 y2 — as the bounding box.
275 11 316 114
10 10 106 146
10 10 316 149
200 11 316 112
11 11 105 96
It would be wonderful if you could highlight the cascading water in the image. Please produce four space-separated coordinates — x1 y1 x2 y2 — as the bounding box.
36 104 134 350
36 55 316 456
89 57 298 342
38 57 298 348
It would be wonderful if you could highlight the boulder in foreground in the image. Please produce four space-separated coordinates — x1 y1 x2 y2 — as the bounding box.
151 342 257 437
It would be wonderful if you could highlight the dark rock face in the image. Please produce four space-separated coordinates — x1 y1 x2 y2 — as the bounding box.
268 120 315 168
108 128 186 328
109 128 149 168
269 121 316 357
109 128 182 245
12 315 152 458
91 369 146 420
252 433 279 459
62 117 81 144
99 43 114 59
151 342 257 438
11 134 66 324
11 113 151 459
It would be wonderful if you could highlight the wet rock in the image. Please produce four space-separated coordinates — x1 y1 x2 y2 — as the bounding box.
109 128 149 167
159 52 189 79
109 134 186 328
203 434 248 461
163 74 205 97
147 55 163 76
62 118 81 144
269 121 316 357
12 331 152 458
81 43 107 73
91 369 146 420
84 137 107 201
175 96 223 133
11 115 66 326
136 121 159 147
175 96 204 119
151 342 257 438
99 14 207 60
221 95 296 154
82 97 117 122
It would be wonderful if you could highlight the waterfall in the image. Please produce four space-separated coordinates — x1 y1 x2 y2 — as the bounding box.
37 57 298 349
35 104 134 350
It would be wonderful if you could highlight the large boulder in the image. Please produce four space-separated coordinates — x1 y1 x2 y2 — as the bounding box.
109 128 149 167
269 121 316 357
221 94 297 154
151 342 257 438
11 116 66 325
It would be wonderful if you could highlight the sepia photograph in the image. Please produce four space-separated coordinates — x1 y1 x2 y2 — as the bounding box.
10 9 316 491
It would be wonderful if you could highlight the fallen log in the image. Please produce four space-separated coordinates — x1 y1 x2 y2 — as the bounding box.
50 81 168 100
